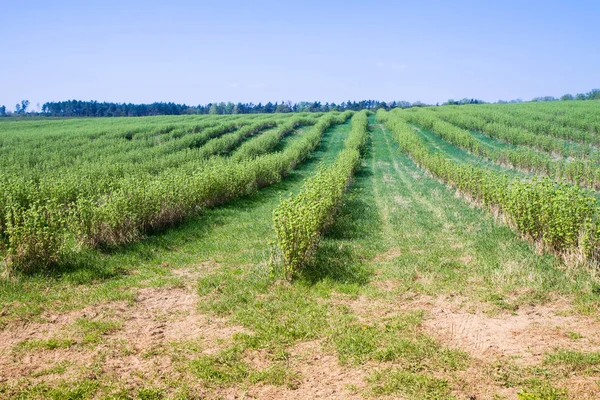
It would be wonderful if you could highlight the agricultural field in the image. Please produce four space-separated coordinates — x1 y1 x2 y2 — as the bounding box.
1 102 600 399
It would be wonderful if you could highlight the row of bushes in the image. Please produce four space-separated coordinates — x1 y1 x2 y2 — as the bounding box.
465 103 600 145
433 107 596 159
400 109 600 189
230 116 318 161
378 109 600 266
273 111 369 278
2 112 352 273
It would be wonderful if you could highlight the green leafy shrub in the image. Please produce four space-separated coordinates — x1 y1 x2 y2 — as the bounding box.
273 111 368 277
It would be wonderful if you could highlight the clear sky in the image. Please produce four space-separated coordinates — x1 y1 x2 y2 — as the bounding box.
1 0 599 110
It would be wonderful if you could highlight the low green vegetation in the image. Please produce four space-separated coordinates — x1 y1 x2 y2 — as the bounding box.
273 111 369 276
2 102 600 398
378 108 600 266
0 112 351 273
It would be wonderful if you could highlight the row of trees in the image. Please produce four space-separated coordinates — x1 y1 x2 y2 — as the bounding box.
0 99 427 118
444 89 600 106
1 89 598 118
442 98 487 106
532 89 600 102
1 100 30 116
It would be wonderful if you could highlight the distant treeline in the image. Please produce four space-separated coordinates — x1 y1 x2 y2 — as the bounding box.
3 100 423 118
1 88 598 118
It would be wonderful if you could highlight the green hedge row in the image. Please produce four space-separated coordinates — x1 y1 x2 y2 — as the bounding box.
273 111 368 277
230 116 319 162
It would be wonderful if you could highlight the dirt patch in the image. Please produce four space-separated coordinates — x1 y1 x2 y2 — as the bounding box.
334 292 600 398
372 279 400 292
394 195 411 206
557 376 600 400
244 349 272 370
331 292 600 366
382 174 396 184
0 348 97 384
373 248 403 262
424 296 600 365
109 287 246 353
0 286 246 386
459 255 473 264
333 292 434 324
171 260 221 281
244 341 366 399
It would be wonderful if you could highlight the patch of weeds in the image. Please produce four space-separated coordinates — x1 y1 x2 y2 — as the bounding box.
249 364 302 388
489 361 567 398
14 317 120 352
17 337 75 350
141 346 165 359
330 311 468 372
73 317 122 345
517 384 568 400
544 349 600 373
197 267 271 316
99 387 133 400
0 379 99 399
365 368 455 399
188 339 300 389
189 347 250 386
30 361 71 377
169 339 203 359
237 286 329 348
114 339 135 356
137 387 165 400
332 321 379 364
485 293 519 312
566 331 583 340
199 268 329 351
491 361 528 388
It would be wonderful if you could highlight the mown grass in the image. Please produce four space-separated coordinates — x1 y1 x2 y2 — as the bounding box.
365 369 454 399
15 316 121 352
545 350 600 373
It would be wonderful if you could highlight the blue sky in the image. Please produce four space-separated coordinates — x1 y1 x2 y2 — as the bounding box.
1 0 599 110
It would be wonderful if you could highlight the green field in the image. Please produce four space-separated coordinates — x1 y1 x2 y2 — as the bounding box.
2 103 600 399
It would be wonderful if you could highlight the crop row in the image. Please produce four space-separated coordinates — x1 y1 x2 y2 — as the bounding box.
273 111 368 277
400 109 600 190
230 116 318 162
378 109 600 265
494 102 600 136
450 104 600 145
431 107 597 159
1 112 352 273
